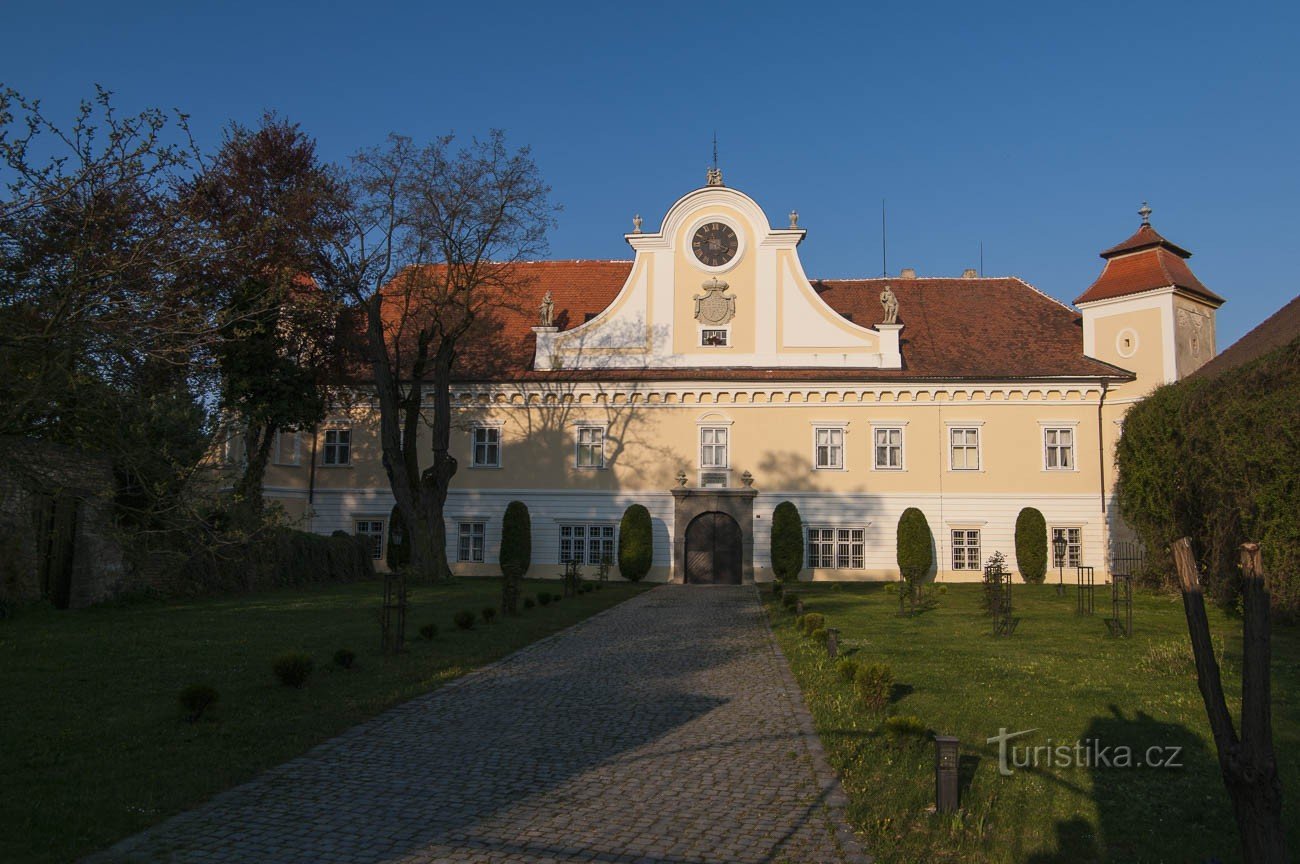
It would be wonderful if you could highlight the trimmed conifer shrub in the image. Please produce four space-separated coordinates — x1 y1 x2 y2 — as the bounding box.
419 623 438 640
272 653 314 688
896 508 934 604
801 612 825 635
333 648 356 669
481 606 497 624
618 504 653 582
770 501 804 583
453 609 476 630
178 684 218 722
1015 507 1048 584
837 658 860 683
854 662 895 712
386 504 410 572
499 501 531 615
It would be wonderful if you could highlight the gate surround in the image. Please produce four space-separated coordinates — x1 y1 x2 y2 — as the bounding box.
670 487 757 584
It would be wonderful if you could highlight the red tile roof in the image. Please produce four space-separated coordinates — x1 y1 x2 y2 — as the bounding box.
1074 223 1223 306
397 263 1130 383
1192 293 1300 379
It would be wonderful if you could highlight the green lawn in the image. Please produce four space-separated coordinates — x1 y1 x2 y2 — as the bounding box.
0 578 651 864
766 583 1300 864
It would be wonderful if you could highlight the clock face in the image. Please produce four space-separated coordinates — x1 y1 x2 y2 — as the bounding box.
691 222 739 268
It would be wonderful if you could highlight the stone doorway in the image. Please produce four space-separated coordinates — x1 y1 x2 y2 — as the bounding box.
685 512 743 585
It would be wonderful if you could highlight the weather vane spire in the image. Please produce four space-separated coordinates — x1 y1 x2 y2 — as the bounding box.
706 132 724 186
1139 201 1152 225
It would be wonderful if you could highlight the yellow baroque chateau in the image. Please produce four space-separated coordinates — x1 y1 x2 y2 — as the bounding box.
260 177 1223 583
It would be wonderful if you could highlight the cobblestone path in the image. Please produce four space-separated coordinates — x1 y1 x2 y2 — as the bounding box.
89 586 869 864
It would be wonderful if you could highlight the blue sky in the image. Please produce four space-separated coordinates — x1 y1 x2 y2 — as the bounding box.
5 0 1297 346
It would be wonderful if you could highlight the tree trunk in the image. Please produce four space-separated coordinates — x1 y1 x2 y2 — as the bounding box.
232 421 275 526
1171 537 1289 863
418 343 457 581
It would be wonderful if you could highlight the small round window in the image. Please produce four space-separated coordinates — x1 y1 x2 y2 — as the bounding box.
1116 328 1139 358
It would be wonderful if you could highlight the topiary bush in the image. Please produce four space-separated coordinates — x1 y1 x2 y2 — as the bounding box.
481 606 497 624
523 595 536 610
771 501 804 582
811 626 828 646
837 658 860 683
178 684 218 722
618 504 653 582
419 623 438 640
453 609 475 630
896 508 934 608
1015 507 1048 584
272 653 314 688
801 612 825 636
854 662 895 712
538 591 552 606
386 504 411 572
333 648 356 669
882 714 928 744
499 501 531 615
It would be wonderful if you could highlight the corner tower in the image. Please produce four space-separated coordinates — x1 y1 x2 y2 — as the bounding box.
1076 204 1225 393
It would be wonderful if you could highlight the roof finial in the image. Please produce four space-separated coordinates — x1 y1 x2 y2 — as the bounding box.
1139 201 1152 225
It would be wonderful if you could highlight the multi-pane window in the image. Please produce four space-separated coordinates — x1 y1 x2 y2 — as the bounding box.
950 427 980 470
814 427 845 470
323 428 351 465
700 427 728 468
1044 427 1075 470
806 527 865 569
952 529 981 570
575 426 605 468
355 519 384 560
559 524 616 565
274 430 300 466
874 427 903 469
472 427 501 467
1052 527 1083 568
457 522 485 563
701 329 728 346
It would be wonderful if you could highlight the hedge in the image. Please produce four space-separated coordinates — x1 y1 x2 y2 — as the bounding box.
1015 507 1047 584
618 504 653 582
770 501 804 582
1116 333 1300 614
499 501 531 614
184 527 375 593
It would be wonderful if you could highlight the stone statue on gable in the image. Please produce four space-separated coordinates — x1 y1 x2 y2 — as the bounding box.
880 285 899 325
539 290 555 328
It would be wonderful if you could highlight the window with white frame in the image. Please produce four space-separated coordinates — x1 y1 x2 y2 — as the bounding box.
575 425 605 468
472 426 501 468
700 427 728 468
806 527 866 569
323 428 351 465
813 427 845 470
1051 527 1083 568
949 427 980 470
354 519 384 560
457 522 485 563
1044 427 1075 470
559 523 616 565
951 529 981 570
873 427 903 470
274 430 301 466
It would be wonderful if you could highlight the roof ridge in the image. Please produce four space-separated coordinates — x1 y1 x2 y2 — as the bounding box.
1008 275 1077 314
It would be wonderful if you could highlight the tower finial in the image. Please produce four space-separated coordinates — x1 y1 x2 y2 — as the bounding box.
1139 201 1152 225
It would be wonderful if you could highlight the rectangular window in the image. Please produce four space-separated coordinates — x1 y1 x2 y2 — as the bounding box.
560 523 615 565
1044 427 1075 470
274 431 300 466
323 428 351 466
952 529 981 570
1052 527 1083 568
950 427 980 470
873 427 903 470
472 427 501 468
457 522 485 563
355 519 384 560
814 427 845 470
575 425 605 468
806 527 865 569
700 427 728 468
701 329 728 346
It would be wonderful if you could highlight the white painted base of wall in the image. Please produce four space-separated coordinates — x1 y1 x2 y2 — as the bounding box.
271 486 1117 581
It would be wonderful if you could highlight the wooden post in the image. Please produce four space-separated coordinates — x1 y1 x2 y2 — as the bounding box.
1171 537 1288 863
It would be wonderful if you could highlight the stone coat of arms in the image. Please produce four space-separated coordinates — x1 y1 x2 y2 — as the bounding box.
693 277 736 326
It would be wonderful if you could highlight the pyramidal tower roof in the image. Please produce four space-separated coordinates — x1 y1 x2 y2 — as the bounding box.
1074 204 1223 306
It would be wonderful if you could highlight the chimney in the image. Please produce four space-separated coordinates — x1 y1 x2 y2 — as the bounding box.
900 267 917 279
962 268 978 278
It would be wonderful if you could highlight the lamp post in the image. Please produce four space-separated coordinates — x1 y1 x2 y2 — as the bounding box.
1053 533 1067 597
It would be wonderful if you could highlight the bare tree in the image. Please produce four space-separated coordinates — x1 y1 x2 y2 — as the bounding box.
318 132 557 579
